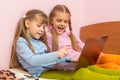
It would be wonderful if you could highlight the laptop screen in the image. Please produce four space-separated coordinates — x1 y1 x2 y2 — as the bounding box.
75 36 108 69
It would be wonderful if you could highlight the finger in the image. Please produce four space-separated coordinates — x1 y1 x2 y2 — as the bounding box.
63 46 71 50
64 51 68 56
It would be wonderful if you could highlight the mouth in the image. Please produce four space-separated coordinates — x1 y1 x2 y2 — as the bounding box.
57 26 65 32
58 26 64 30
37 32 44 37
37 32 42 35
35 33 43 39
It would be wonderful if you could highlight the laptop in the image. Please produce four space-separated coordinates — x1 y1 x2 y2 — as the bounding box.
43 36 108 71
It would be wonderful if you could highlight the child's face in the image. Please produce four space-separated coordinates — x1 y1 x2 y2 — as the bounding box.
51 12 70 35
26 19 46 40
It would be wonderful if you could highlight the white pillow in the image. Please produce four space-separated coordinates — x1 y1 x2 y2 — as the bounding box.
9 68 51 80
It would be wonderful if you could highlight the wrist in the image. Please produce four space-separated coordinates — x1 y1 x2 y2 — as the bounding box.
57 51 61 59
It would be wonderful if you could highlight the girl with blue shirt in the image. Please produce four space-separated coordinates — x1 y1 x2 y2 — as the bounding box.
10 9 70 77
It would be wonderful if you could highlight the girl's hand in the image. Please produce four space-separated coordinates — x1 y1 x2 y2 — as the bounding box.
71 57 78 62
57 46 68 58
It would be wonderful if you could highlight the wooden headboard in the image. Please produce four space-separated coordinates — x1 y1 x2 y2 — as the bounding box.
80 21 120 54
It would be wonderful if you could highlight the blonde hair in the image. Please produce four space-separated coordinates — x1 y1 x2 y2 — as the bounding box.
10 9 50 69
49 5 79 51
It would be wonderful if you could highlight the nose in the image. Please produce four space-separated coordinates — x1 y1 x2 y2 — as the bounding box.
61 21 65 26
39 27 44 31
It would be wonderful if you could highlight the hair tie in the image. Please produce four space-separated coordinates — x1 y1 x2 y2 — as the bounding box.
49 26 53 30
22 15 26 18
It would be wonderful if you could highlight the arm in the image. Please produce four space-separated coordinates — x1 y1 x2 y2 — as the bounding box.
16 38 59 66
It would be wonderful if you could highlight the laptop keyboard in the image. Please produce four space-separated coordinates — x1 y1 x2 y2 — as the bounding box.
54 62 77 71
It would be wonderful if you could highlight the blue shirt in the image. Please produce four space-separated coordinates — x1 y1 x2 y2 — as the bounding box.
16 37 70 77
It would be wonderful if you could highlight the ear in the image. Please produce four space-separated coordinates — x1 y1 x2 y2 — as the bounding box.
25 19 31 28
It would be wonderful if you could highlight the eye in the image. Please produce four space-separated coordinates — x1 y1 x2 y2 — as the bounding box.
38 25 46 30
43 26 46 29
56 19 62 22
64 20 69 24
37 25 41 27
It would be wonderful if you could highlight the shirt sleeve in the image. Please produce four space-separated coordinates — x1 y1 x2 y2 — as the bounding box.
57 57 71 63
16 38 59 66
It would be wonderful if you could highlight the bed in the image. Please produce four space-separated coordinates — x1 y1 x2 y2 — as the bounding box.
80 21 120 54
